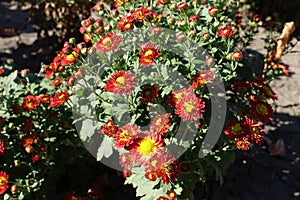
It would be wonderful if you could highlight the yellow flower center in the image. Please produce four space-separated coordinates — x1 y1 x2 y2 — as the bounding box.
145 90 151 96
184 101 195 113
138 138 155 155
144 49 154 57
120 130 130 141
223 29 228 34
0 177 7 187
66 54 75 62
232 124 243 135
116 76 125 84
257 104 268 115
102 37 112 48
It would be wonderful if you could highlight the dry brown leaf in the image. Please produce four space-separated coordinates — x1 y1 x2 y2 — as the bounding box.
268 139 286 157
274 22 295 60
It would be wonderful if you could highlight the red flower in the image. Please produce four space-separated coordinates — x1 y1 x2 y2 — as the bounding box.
66 76 75 86
208 6 218 16
50 90 69 108
61 49 80 66
157 0 169 5
119 152 134 171
191 70 214 89
244 118 264 144
39 94 51 104
140 84 159 103
150 113 171 135
189 14 199 22
0 171 9 195
177 2 188 11
224 121 247 139
0 68 4 75
230 50 243 61
22 95 40 111
114 0 126 7
167 190 177 200
96 33 122 53
145 170 158 181
150 26 163 34
260 84 277 100
217 24 236 38
31 153 40 163
235 137 250 150
133 7 151 21
249 101 274 123
201 32 210 40
157 196 169 200
50 77 63 87
156 153 180 184
175 94 205 121
130 131 164 165
231 81 249 94
104 71 136 95
117 15 134 31
139 42 162 66
0 140 4 155
167 88 194 108
99 120 118 137
114 124 139 149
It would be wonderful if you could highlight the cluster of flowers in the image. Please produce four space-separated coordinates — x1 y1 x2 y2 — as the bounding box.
224 78 277 150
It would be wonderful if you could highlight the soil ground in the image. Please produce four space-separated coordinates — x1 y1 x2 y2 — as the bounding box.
1 1 299 199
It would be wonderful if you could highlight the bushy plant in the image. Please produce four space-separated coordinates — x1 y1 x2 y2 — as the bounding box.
0 0 293 199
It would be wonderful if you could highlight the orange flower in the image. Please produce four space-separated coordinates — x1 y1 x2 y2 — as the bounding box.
235 137 250 150
190 70 214 89
0 171 9 195
22 95 40 111
104 71 136 95
50 77 63 87
50 90 69 108
157 0 169 5
96 33 122 53
114 0 126 7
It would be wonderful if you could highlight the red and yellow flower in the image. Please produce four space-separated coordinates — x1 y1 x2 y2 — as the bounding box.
104 71 136 95
0 171 9 195
133 7 151 21
217 24 236 38
139 42 162 66
50 77 63 87
175 95 205 121
117 15 135 31
150 113 171 135
50 90 69 108
167 190 177 200
114 0 126 7
114 124 139 149
96 33 122 53
156 153 180 184
224 121 247 139
99 120 118 137
22 95 40 111
250 101 274 123
235 137 250 150
191 70 214 89
167 88 194 108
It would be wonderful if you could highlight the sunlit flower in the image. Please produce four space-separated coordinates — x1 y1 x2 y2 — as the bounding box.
150 26 163 34
96 33 122 53
114 0 126 7
117 15 134 31
217 24 235 38
140 84 159 103
0 171 9 195
150 113 171 135
104 71 136 95
39 94 51 104
177 2 188 11
201 32 210 40
114 124 139 149
156 152 180 184
99 120 118 137
167 88 194 108
157 196 168 200
145 170 158 181
235 137 250 150
133 7 151 21
131 131 164 165
157 0 169 5
50 90 69 108
139 42 162 66
230 50 243 61
190 70 214 89
167 190 177 200
175 95 205 121
119 152 134 171
22 95 40 111
50 77 63 87
249 101 274 123
208 6 218 16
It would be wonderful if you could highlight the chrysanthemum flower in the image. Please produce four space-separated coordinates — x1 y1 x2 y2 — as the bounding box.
230 50 243 61
217 24 236 38
50 77 63 87
114 124 139 149
145 170 158 181
167 88 194 108
177 2 188 11
139 42 162 66
150 26 163 34
22 95 40 111
104 71 136 95
224 121 247 139
190 70 214 89
50 90 69 108
61 49 80 66
133 7 151 21
0 140 4 155
119 152 134 171
167 190 177 200
96 33 122 53
0 171 9 195
99 120 118 137
231 81 249 94
130 131 164 165
156 152 180 184
150 113 171 135
208 6 218 16
140 84 159 103
175 95 205 121
114 0 126 7
244 118 264 144
157 0 169 5
39 94 51 104
235 137 250 150
250 101 274 123
0 68 4 75
117 15 134 31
